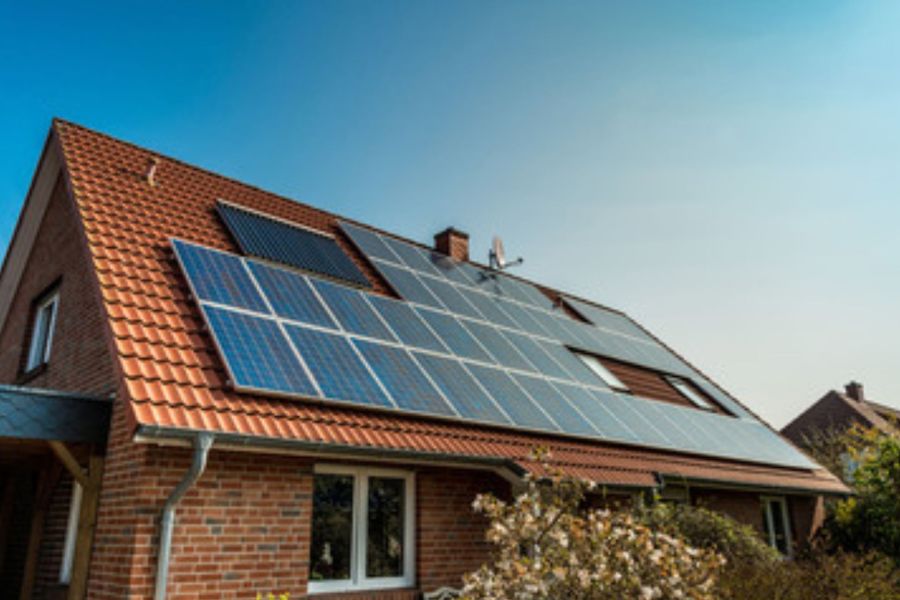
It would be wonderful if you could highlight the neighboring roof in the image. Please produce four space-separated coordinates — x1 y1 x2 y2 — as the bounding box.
0 384 111 443
48 119 846 494
783 389 899 443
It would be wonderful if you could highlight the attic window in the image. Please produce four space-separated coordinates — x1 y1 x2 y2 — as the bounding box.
25 288 59 372
668 377 714 410
575 352 630 392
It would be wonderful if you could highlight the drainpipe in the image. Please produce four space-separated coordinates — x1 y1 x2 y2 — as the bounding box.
154 432 214 600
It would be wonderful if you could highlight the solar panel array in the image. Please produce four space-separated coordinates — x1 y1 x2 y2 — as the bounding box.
217 201 370 287
174 236 813 469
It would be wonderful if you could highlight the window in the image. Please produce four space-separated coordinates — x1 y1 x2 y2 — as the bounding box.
309 465 414 594
761 496 792 556
668 377 714 410
25 290 59 372
575 352 629 391
59 482 82 583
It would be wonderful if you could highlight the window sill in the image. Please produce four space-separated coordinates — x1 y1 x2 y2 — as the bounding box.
307 586 418 599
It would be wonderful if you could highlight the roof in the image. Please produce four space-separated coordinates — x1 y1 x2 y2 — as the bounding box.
0 384 111 443
783 389 899 442
46 119 846 494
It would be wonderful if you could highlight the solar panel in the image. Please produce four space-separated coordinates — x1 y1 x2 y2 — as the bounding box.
340 222 402 264
247 262 336 329
218 202 369 287
173 239 269 313
418 275 483 319
565 296 656 343
309 278 397 342
511 374 598 437
534 339 603 386
461 320 535 371
431 255 475 286
500 331 572 380
496 300 550 338
593 390 674 449
284 325 392 408
352 340 455 416
372 260 446 309
552 382 638 442
456 288 520 330
466 364 559 431
379 236 444 277
367 296 447 353
412 353 510 424
415 308 494 363
177 238 816 469
500 275 555 310
203 305 317 396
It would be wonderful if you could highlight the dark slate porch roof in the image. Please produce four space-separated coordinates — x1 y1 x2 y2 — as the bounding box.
0 385 111 443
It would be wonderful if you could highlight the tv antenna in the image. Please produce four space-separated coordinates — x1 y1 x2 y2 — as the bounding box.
488 236 523 271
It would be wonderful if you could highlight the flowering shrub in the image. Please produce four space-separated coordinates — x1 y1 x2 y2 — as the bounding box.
461 452 724 599
634 500 779 567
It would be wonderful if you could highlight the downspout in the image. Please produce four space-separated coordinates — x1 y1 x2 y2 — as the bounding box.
154 432 214 600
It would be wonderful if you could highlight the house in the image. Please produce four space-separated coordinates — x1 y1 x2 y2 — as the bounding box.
0 120 847 600
782 381 899 445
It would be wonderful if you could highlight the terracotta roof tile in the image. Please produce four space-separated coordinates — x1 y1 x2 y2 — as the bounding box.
52 119 847 494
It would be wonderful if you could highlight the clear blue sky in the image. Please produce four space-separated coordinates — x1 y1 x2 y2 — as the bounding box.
2 1 898 427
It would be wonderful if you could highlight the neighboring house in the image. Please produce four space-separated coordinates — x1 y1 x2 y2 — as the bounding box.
782 382 900 445
0 120 847 600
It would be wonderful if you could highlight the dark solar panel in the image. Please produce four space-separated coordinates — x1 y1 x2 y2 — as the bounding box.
456 288 520 330
501 330 572 380
248 261 336 329
461 319 535 371
285 325 392 408
353 340 454 416
379 236 444 277
512 374 598 437
373 261 446 309
367 296 447 353
552 382 638 442
309 278 397 342
203 305 317 396
413 353 510 424
466 364 558 431
173 239 269 313
218 202 370 287
418 275 483 319
340 222 403 264
415 308 494 363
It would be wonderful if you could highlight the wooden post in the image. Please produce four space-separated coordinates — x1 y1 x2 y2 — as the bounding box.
19 460 61 600
66 450 103 600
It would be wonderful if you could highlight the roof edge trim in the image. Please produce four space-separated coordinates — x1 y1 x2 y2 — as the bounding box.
656 472 850 497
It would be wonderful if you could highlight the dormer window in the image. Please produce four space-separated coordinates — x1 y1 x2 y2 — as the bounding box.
25 289 59 372
575 352 630 392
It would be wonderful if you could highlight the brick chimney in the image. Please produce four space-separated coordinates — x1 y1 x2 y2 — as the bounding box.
845 381 865 402
434 227 469 262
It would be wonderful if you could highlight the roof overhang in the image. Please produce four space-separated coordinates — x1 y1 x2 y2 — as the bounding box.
655 471 850 497
0 385 111 444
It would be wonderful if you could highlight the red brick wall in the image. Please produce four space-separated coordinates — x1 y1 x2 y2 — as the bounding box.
0 175 116 396
417 468 508 592
87 441 508 599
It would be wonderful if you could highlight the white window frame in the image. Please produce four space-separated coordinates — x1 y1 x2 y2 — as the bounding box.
59 481 82 583
668 377 715 410
26 290 59 371
575 352 630 391
761 496 793 557
308 464 415 595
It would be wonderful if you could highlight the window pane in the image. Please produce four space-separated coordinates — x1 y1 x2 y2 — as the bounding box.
311 474 354 581
769 500 790 555
366 477 405 578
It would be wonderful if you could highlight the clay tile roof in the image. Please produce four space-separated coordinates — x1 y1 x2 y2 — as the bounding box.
52 119 847 494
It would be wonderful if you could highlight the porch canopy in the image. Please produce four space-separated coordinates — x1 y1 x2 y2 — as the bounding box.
0 384 111 600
